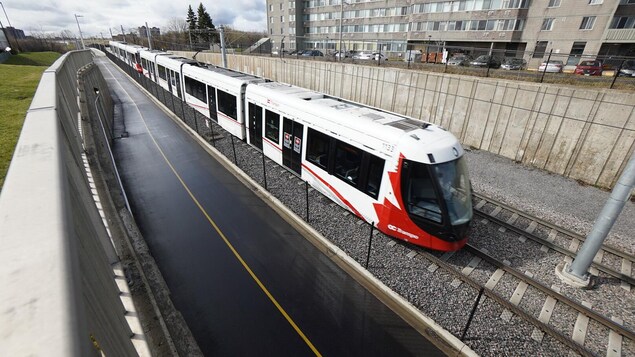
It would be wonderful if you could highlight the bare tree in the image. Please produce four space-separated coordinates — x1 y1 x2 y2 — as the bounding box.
165 17 187 34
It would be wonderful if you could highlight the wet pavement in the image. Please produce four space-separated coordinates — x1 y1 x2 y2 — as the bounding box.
96 56 444 356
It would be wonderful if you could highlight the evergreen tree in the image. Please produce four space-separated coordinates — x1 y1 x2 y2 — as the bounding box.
196 3 216 43
186 5 198 42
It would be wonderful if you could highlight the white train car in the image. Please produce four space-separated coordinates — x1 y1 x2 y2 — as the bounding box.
155 55 198 99
182 65 266 139
140 50 170 81
245 82 473 251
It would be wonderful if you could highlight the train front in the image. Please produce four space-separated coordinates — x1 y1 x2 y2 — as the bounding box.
376 125 472 251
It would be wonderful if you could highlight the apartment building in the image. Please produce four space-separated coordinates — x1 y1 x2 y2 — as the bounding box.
266 0 635 65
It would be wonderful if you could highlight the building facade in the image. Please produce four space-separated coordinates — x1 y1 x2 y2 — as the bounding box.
266 0 635 65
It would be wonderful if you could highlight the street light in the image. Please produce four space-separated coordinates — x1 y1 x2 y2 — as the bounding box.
75 14 85 49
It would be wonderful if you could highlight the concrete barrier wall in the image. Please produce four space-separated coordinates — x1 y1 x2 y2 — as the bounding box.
0 50 137 356
174 51 635 190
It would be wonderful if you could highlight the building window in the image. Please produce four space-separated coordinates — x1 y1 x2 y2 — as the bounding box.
270 16 274 23
289 1 295 8
281 16 284 22
269 4 273 11
567 42 586 66
588 0 603 4
280 3 283 9
610 16 635 29
548 0 561 7
580 16 596 30
533 41 548 58
289 14 295 21
541 18 555 31
620 0 635 4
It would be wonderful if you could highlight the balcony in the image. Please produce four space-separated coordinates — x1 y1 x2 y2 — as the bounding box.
605 28 635 42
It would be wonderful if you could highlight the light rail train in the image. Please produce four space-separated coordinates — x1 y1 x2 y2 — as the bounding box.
108 41 473 251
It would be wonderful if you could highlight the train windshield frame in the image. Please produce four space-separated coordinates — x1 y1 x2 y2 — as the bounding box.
401 157 472 227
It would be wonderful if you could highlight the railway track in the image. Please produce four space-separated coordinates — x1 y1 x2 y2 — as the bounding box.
473 193 634 289
417 192 635 356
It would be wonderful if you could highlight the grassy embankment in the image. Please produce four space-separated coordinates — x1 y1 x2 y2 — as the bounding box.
0 52 60 189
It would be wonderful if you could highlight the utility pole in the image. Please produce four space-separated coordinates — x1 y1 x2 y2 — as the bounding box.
145 22 153 50
219 25 227 68
120 25 126 43
74 14 85 50
109 28 113 39
557 153 635 288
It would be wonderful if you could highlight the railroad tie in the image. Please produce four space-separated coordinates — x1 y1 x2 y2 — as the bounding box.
525 221 538 235
451 255 482 287
621 259 632 292
607 316 623 357
570 300 593 355
540 228 558 253
500 271 533 322
475 199 487 210
531 285 560 342
499 213 519 233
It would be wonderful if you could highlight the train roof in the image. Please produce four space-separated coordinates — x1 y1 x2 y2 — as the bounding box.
156 55 199 70
247 81 461 162
249 82 426 140
183 64 266 86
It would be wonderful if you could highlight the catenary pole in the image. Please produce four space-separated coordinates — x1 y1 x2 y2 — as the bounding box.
145 22 153 50
74 14 85 49
558 152 635 287
219 25 228 68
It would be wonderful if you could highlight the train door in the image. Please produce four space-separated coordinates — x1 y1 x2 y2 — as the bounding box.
208 85 218 122
248 103 263 150
167 70 173 93
282 118 303 175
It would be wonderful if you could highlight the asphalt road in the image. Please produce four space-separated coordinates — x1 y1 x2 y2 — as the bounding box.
95 56 445 356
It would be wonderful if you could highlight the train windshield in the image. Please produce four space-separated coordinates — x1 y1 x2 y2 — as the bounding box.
432 157 472 225
402 157 472 226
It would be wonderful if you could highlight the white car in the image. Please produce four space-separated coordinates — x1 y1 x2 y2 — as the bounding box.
538 60 564 73
353 52 386 61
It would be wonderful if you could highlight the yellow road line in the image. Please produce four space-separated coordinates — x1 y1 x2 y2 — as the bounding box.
104 61 322 356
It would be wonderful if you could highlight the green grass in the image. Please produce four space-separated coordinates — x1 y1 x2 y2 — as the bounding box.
0 59 53 189
4 51 60 66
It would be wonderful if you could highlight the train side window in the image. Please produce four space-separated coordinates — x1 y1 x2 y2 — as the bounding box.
334 141 362 186
217 89 237 120
365 155 384 199
306 128 330 170
184 76 206 102
264 110 280 144
158 65 167 80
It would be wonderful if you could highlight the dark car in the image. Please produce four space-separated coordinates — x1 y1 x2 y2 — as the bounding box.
617 60 635 77
302 50 324 57
469 55 501 68
575 60 603 76
500 58 527 70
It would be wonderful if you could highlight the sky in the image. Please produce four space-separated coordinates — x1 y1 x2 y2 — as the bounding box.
0 0 267 38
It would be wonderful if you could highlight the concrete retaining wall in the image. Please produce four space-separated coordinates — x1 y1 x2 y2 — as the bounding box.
174 51 635 190
0 50 137 356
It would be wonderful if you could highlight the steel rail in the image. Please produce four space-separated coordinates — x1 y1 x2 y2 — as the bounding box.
464 244 635 342
473 209 635 287
473 192 635 262
413 247 595 357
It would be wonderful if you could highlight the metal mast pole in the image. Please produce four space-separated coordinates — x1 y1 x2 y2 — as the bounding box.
0 2 12 27
219 25 228 68
120 25 126 42
74 14 85 49
145 22 153 50
557 152 635 287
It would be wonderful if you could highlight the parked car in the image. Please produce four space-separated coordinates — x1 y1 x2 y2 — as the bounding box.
469 55 501 68
574 60 603 76
353 52 386 61
538 60 564 73
334 50 354 58
447 54 472 66
617 60 635 77
500 58 527 70
302 50 324 57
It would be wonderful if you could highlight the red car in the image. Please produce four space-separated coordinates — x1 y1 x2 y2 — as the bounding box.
575 60 603 76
